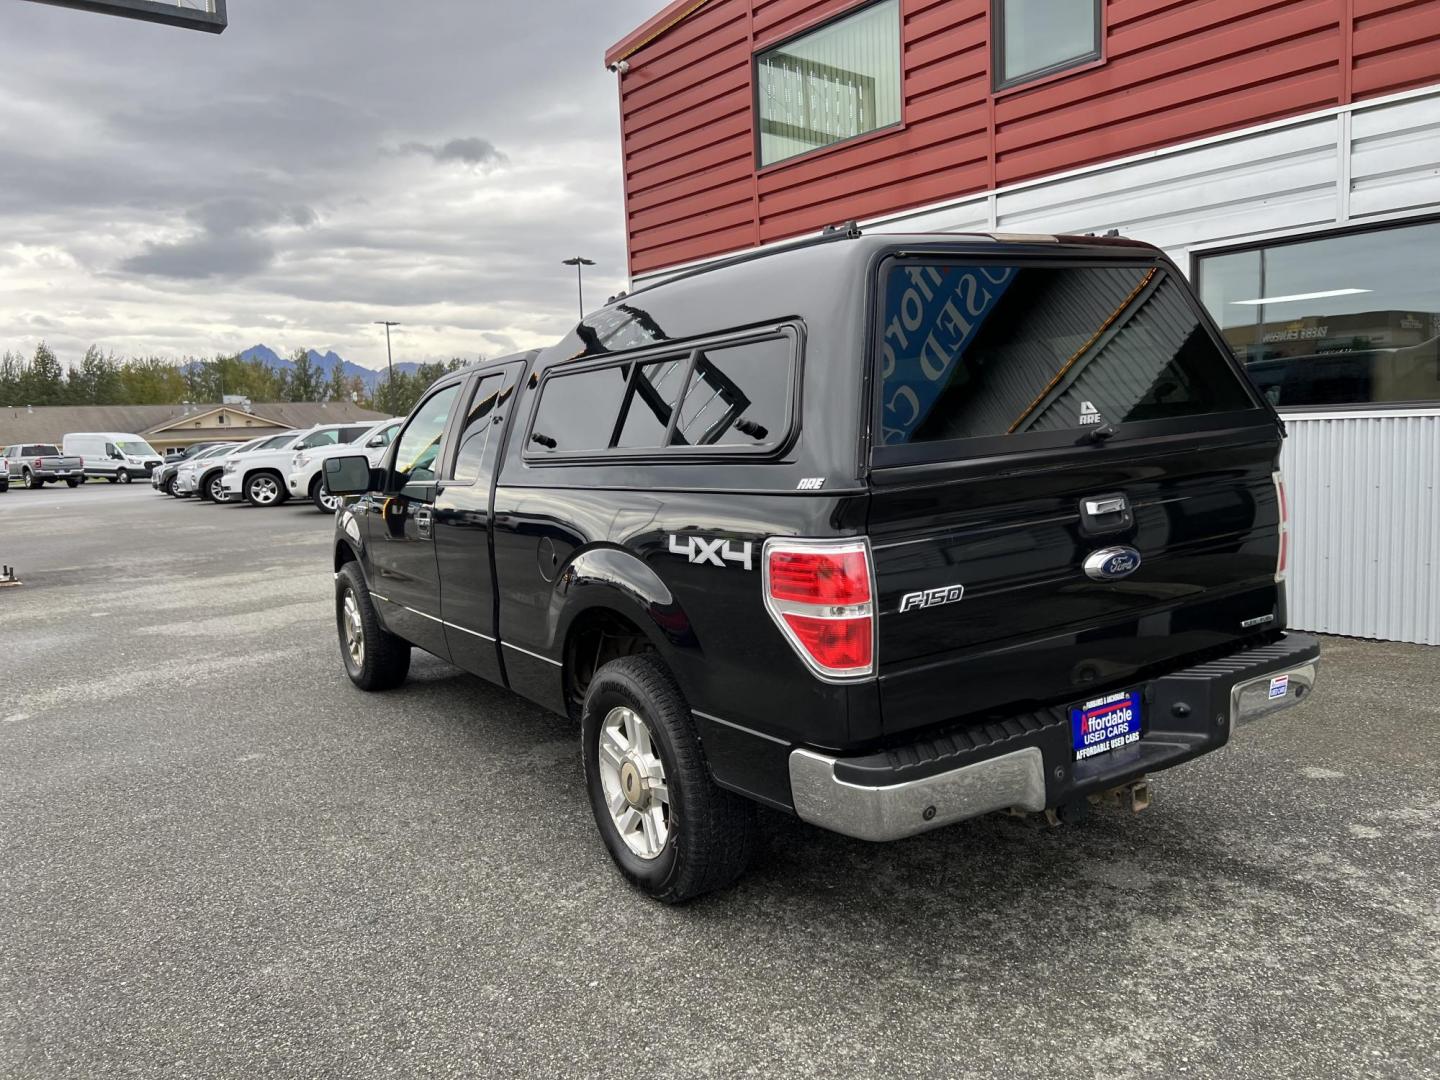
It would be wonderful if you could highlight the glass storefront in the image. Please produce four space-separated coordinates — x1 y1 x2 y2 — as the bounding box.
1197 220 1440 408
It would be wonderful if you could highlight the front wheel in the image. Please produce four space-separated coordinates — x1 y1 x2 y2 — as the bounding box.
335 563 411 690
205 474 226 502
310 475 342 513
117 469 130 484
162 476 177 496
582 654 756 903
246 472 282 507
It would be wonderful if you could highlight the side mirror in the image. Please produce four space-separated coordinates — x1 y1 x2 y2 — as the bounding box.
323 454 373 495
365 436 385 447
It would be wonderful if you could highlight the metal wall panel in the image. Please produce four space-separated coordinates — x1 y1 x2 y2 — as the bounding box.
1282 413 1440 645
1350 94 1440 219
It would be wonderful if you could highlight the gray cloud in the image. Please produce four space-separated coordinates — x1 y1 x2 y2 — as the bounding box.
0 0 655 365
397 136 507 169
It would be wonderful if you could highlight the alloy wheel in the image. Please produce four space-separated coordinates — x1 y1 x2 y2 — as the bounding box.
597 706 671 860
342 589 365 668
249 475 280 505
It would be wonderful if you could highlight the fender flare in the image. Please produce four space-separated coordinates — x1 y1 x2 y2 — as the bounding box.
550 545 697 665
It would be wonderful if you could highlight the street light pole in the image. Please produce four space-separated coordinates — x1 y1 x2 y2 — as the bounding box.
373 320 400 407
562 256 595 320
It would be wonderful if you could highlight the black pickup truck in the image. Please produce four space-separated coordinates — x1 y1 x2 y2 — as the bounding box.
323 231 1320 902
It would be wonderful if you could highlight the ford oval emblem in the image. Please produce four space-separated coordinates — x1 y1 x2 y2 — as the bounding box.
1084 546 1142 582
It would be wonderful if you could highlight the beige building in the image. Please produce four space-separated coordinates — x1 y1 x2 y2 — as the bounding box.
0 401 390 456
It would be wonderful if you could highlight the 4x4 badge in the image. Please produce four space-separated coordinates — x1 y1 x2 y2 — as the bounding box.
669 535 754 570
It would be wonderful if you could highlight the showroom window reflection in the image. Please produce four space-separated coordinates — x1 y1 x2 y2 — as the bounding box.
1198 221 1440 408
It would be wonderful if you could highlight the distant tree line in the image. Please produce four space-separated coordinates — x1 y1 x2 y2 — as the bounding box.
0 343 472 417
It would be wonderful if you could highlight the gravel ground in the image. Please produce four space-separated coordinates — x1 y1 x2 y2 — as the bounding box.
1 483 1437 1080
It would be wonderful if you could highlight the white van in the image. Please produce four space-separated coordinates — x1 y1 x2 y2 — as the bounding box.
63 432 165 484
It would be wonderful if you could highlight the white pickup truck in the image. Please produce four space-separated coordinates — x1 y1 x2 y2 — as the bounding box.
287 418 401 512
219 423 373 507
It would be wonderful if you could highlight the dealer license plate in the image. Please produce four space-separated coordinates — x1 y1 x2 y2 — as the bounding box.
1071 690 1142 760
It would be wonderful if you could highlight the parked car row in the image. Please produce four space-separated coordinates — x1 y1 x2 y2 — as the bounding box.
158 419 399 511
0 433 168 490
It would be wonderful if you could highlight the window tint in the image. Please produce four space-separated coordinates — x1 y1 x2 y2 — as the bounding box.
616 357 689 448
995 0 1100 88
295 429 341 450
1197 221 1440 408
674 339 791 447
530 364 630 453
256 434 294 450
756 0 901 166
392 385 460 488
451 374 509 484
371 422 401 447
34 445 59 455
877 263 1256 449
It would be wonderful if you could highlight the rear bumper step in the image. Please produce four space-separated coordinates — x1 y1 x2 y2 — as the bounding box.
789 632 1320 842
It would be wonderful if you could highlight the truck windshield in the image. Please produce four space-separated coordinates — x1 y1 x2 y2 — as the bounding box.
118 441 158 457
877 261 1259 452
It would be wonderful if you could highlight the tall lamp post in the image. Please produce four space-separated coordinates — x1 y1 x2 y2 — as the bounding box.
373 320 400 409
562 256 594 320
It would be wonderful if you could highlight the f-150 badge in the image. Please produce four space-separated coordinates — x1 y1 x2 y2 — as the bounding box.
669 535 754 570
899 583 965 613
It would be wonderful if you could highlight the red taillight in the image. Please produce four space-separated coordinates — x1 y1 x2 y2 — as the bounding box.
1273 470 1289 582
763 540 875 679
33 458 42 467
767 548 871 605
78 456 84 466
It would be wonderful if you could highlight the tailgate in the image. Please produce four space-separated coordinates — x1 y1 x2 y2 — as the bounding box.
868 252 1284 737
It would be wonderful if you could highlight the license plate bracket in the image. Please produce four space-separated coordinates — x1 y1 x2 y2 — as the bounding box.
1071 690 1143 760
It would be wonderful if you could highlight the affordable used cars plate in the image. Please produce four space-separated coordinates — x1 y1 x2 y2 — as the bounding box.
1071 690 1142 760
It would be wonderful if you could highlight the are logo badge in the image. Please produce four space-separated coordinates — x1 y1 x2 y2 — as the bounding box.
1082 545 1142 582
669 534 754 571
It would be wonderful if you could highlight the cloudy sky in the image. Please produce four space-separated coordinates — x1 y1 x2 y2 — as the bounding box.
0 0 656 370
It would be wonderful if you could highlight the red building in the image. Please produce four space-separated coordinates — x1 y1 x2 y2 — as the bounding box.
605 1 1440 645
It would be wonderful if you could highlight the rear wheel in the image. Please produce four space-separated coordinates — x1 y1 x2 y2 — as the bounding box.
246 471 283 507
335 562 410 690
24 469 42 489
582 654 755 903
310 475 342 513
65 478 78 488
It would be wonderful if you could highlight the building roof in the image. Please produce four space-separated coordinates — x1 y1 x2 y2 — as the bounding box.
0 401 390 447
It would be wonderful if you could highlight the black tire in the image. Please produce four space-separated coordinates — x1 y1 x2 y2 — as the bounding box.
245 471 284 507
335 562 411 691
65 478 78 488
117 469 130 484
162 475 177 497
310 474 342 513
77 475 87 484
582 654 756 903
202 472 225 502
24 469 42 489
106 476 117 484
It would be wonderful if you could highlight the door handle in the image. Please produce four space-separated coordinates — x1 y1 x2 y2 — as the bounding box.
1085 496 1128 516
416 505 433 539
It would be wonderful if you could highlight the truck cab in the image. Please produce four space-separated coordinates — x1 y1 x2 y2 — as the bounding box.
325 231 1320 903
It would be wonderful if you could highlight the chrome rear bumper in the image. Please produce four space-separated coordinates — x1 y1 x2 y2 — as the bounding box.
789 635 1321 843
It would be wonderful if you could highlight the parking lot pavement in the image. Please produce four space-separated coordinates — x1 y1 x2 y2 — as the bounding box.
0 484 1436 1080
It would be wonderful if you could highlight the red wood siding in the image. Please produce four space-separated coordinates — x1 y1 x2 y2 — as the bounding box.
613 0 1440 276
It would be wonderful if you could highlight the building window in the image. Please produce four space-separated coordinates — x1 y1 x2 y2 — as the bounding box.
755 0 901 167
1196 220 1440 409
994 0 1102 90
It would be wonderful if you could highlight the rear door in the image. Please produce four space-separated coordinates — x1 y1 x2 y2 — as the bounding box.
868 253 1284 736
367 382 464 660
434 363 524 682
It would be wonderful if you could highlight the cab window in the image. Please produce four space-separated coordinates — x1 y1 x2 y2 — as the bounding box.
391 385 461 492
450 374 510 484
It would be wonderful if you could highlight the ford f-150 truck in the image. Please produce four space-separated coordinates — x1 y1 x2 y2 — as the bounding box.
321 231 1321 903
